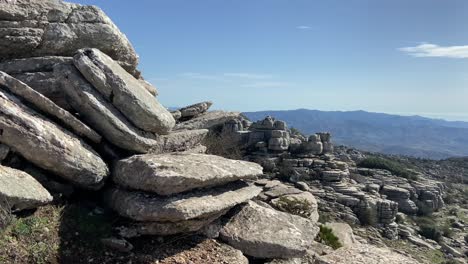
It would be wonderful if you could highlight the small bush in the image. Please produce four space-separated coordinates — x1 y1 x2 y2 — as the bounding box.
419 224 443 242
316 225 343 250
416 201 435 216
274 196 313 218
204 131 244 160
358 207 377 226
357 156 418 180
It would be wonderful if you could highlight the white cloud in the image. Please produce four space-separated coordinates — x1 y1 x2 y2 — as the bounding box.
296 25 311 30
223 73 273 79
241 82 291 88
399 43 468 58
180 72 223 81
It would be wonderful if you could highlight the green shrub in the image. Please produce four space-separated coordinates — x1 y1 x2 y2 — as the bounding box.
316 225 343 249
274 196 313 218
419 224 443 242
417 201 435 216
357 156 418 180
204 131 244 160
358 207 377 226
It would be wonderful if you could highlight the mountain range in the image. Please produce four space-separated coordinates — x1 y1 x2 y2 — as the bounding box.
242 109 468 159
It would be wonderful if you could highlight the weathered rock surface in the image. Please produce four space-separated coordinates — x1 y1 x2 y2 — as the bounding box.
271 191 319 223
219 201 320 259
178 101 213 118
0 0 138 71
0 165 52 210
0 71 101 143
55 63 159 153
323 222 358 247
175 111 241 130
104 182 262 222
0 88 109 189
315 244 420 264
73 48 174 134
150 129 208 154
0 144 9 161
0 56 73 110
113 153 263 195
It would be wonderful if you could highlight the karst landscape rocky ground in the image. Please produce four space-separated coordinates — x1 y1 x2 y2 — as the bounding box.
0 0 467 263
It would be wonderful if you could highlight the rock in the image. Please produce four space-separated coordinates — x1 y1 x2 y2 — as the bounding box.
0 0 138 72
171 110 182 121
104 182 262 222
150 129 208 154
55 63 159 153
0 165 52 210
101 237 133 253
271 192 319 223
407 236 434 249
0 144 9 161
138 78 158 96
73 48 175 134
178 101 213 118
0 87 109 189
321 170 347 182
0 71 101 143
323 222 358 247
295 182 311 192
113 153 263 195
219 201 320 259
268 130 290 151
0 56 74 110
315 244 419 264
174 111 241 130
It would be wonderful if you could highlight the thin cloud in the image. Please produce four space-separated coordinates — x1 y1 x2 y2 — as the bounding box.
180 72 223 81
296 25 311 30
399 43 468 58
241 82 291 88
223 73 273 79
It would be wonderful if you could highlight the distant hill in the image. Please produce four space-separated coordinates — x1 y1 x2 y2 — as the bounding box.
243 109 468 159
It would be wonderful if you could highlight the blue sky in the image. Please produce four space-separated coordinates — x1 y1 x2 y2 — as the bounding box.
74 0 468 121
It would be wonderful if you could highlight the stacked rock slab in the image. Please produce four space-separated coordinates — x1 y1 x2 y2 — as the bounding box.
104 153 264 236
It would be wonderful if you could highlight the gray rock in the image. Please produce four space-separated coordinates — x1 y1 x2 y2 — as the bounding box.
0 71 101 143
219 201 320 259
101 237 133 253
323 222 358 247
174 111 241 130
271 192 319 223
0 0 138 72
104 182 262 222
0 144 9 161
0 87 109 189
113 153 263 195
0 165 52 210
54 63 159 153
73 48 175 134
178 101 213 118
137 78 158 96
171 110 182 121
150 129 208 154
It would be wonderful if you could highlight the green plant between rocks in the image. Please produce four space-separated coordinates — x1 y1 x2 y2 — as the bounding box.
316 225 343 250
274 196 313 218
357 156 418 180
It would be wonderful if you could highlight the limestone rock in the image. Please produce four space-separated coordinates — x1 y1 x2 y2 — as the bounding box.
0 165 52 210
73 48 174 134
0 87 109 189
178 101 213 118
54 63 159 153
323 222 358 247
174 111 241 130
0 144 9 161
0 0 138 72
0 71 101 143
271 192 319 223
104 182 262 222
150 129 208 154
219 201 320 259
113 153 263 195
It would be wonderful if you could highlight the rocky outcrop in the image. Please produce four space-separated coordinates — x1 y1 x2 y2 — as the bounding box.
177 101 213 120
0 87 109 189
219 201 320 259
323 222 358 247
73 48 174 134
113 153 263 195
0 0 138 72
0 165 52 210
175 110 241 130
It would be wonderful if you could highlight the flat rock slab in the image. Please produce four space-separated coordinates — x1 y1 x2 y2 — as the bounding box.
73 48 174 134
0 71 101 143
0 0 138 72
175 111 241 130
150 129 208 154
219 201 320 259
113 153 263 195
0 165 52 211
103 182 262 222
55 63 159 153
0 88 109 189
179 101 213 118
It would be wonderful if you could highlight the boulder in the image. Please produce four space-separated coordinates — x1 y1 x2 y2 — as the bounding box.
219 201 320 259
174 111 241 130
150 129 208 154
104 182 262 222
0 87 109 189
178 101 213 118
54 63 159 153
323 222 358 247
0 71 101 143
0 0 138 72
0 165 52 210
271 192 319 223
113 153 263 195
0 56 73 110
73 48 174 134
